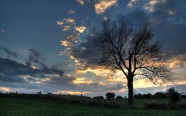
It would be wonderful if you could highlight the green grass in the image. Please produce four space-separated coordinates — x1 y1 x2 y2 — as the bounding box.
1 97 186 116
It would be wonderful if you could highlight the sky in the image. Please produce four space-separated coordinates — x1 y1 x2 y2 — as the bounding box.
0 0 186 97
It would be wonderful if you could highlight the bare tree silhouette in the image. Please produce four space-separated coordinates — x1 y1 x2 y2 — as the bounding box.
95 17 171 105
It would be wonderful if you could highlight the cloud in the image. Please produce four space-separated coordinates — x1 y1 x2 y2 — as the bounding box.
0 49 64 84
60 40 72 47
0 29 4 33
77 0 84 5
56 18 76 32
63 18 76 24
144 0 167 12
143 0 186 55
74 26 86 33
62 25 71 31
0 47 18 58
95 0 118 14
67 10 76 14
127 0 139 8
56 21 64 25
28 49 46 68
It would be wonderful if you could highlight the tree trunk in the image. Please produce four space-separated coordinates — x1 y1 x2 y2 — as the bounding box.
127 77 133 105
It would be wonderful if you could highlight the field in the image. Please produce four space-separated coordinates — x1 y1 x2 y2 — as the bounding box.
0 95 186 116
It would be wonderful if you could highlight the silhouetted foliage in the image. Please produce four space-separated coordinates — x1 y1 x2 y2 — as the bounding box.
134 93 143 99
153 92 168 99
115 96 123 99
93 96 104 100
134 93 152 99
143 93 152 99
170 91 180 103
37 91 42 94
106 92 115 99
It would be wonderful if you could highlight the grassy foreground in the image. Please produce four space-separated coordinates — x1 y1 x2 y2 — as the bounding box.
1 97 186 116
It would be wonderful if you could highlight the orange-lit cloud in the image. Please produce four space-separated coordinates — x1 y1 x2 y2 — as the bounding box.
56 21 64 25
77 0 84 5
74 26 86 33
66 34 79 42
95 0 118 14
0 87 11 91
73 77 94 84
168 55 186 68
60 40 72 46
144 0 166 12
62 25 71 31
64 18 76 24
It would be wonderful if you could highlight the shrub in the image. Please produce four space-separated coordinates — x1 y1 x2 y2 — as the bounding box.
106 92 115 99
152 92 168 98
144 103 183 110
170 91 180 103
144 103 168 110
145 93 152 99
93 96 104 100
134 93 143 99
115 96 123 99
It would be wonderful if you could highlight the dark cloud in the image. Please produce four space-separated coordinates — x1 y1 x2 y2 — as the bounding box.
0 49 64 83
148 0 186 55
27 49 64 76
124 9 149 25
71 37 99 67
0 47 18 58
28 49 46 67
0 57 38 77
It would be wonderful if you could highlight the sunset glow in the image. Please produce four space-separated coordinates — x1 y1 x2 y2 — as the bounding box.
0 0 186 97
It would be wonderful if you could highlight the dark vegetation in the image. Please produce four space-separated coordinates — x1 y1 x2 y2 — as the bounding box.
105 92 115 99
0 90 185 111
1 97 186 116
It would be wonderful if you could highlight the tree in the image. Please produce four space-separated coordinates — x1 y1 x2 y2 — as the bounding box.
106 92 115 99
169 91 180 103
115 96 123 99
95 17 171 105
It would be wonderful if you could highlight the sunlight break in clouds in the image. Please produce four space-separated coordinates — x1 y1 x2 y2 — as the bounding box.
95 0 118 14
0 87 12 92
54 90 91 95
73 77 93 84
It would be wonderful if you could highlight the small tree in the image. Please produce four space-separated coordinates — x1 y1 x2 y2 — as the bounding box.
106 92 115 99
95 17 171 105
